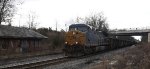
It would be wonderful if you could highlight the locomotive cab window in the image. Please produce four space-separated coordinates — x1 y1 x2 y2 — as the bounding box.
69 27 89 32
77 27 88 32
69 24 91 32
69 28 77 31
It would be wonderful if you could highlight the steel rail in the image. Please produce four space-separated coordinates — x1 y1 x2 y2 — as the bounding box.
1 57 69 69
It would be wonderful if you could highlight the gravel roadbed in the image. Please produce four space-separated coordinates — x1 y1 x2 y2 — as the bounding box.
44 45 136 69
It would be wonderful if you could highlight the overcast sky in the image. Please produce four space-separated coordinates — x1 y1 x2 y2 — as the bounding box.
13 0 150 31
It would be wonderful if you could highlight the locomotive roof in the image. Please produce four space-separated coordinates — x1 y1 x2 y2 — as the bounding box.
69 24 90 28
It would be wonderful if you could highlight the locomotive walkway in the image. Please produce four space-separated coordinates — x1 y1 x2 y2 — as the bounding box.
110 29 150 43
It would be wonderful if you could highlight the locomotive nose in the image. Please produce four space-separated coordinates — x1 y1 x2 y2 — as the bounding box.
65 31 85 46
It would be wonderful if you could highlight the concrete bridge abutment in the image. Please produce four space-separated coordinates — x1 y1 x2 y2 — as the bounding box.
148 33 150 43
141 33 150 43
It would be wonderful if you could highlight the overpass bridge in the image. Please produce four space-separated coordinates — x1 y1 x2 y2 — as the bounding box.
110 29 150 43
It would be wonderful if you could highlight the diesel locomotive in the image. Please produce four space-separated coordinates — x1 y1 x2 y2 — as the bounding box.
63 24 135 57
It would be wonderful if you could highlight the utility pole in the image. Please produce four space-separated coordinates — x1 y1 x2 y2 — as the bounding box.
56 21 57 31
18 14 22 27
65 24 67 32
19 14 21 27
76 17 79 23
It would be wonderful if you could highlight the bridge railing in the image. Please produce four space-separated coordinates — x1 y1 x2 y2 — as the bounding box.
110 27 150 33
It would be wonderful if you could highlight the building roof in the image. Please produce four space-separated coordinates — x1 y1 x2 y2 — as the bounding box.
0 25 47 39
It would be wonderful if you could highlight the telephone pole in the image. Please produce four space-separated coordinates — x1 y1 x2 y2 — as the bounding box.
56 21 57 31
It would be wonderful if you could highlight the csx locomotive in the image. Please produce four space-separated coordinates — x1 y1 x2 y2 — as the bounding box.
64 24 135 57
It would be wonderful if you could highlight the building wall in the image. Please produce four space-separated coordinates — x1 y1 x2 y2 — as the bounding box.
0 38 41 56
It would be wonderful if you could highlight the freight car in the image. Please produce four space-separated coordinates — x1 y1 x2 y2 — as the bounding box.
63 24 135 57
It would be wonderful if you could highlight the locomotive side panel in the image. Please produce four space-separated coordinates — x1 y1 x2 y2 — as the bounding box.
85 31 99 46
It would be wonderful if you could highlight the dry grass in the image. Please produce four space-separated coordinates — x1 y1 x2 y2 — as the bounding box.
90 43 150 69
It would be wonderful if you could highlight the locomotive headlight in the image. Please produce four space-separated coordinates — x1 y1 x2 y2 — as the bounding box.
76 42 78 44
65 42 67 44
73 32 75 35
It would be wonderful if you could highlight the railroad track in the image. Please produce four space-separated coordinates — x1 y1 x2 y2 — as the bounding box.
1 53 101 69
1 45 135 69
1 56 70 69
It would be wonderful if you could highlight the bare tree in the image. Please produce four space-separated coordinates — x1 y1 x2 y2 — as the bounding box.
0 0 17 25
76 13 109 36
85 13 108 31
27 11 39 29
